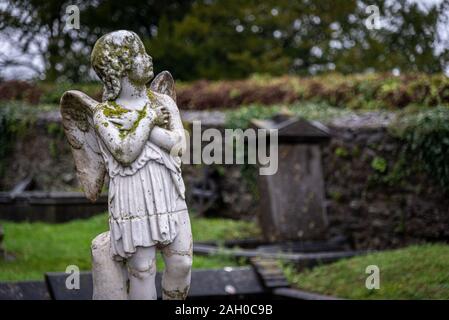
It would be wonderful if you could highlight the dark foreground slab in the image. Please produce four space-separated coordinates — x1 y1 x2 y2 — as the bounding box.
1 267 343 300
0 281 50 300
273 287 342 300
44 267 265 300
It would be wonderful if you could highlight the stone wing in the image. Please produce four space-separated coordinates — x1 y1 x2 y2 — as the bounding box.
150 70 176 102
60 90 106 202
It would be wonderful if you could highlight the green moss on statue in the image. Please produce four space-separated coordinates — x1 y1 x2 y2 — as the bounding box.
102 101 130 118
129 107 147 134
147 89 157 102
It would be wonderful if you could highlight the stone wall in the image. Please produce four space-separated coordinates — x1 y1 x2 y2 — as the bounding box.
0 115 77 192
1 110 448 250
323 113 449 250
0 111 258 220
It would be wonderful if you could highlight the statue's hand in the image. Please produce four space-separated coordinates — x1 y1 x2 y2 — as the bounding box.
153 105 170 127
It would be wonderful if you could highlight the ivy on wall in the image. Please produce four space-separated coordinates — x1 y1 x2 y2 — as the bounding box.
0 102 55 177
391 106 449 192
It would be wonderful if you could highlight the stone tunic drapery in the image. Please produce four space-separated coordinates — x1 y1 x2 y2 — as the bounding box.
98 138 187 260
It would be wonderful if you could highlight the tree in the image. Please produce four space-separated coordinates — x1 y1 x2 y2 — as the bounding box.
0 0 194 81
148 0 449 79
1 0 448 81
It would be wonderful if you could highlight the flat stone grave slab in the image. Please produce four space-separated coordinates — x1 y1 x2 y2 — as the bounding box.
0 281 50 300
45 267 265 300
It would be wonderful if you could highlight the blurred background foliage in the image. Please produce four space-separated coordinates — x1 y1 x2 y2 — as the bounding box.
1 0 448 82
2 73 449 110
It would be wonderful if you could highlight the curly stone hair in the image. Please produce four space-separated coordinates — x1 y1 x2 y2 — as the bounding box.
91 30 142 101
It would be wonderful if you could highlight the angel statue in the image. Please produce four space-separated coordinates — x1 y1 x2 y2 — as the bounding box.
60 30 192 300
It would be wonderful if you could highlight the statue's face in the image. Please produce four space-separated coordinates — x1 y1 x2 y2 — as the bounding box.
127 39 154 85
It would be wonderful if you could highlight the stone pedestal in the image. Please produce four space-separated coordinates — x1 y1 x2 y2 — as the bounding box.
91 232 128 300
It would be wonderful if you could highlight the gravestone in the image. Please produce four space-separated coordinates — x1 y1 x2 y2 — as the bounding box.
252 114 330 242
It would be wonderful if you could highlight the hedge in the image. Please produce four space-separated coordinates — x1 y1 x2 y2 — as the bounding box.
1 73 449 110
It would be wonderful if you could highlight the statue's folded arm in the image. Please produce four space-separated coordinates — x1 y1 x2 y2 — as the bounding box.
93 105 157 166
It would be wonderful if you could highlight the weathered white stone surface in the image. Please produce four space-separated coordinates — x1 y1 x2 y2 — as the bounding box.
61 30 192 300
91 232 128 300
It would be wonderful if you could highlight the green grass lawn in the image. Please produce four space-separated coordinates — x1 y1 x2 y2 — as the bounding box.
0 214 260 282
283 244 449 300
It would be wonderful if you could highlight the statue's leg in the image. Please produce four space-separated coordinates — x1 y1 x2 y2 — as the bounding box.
161 210 193 300
127 246 157 300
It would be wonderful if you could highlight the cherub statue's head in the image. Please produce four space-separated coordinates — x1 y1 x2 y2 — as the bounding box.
91 30 154 101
